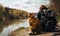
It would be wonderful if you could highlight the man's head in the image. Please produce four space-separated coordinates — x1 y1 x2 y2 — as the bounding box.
39 5 48 10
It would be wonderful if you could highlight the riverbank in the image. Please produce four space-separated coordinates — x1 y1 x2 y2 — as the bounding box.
0 19 28 33
0 19 29 36
9 22 60 36
9 27 60 36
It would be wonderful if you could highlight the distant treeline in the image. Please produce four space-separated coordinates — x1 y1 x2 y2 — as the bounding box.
0 4 29 22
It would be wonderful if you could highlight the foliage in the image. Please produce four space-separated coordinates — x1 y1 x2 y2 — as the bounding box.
0 4 29 28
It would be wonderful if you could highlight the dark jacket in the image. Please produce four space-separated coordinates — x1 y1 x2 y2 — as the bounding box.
45 9 57 23
37 11 45 21
37 9 57 31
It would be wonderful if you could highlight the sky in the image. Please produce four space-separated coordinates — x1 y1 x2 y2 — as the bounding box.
0 0 50 13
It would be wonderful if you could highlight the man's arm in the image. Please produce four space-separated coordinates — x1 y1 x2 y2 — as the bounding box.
50 11 55 17
47 10 55 17
37 12 41 20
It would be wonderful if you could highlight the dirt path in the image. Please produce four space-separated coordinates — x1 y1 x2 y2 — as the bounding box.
9 22 60 36
9 28 60 36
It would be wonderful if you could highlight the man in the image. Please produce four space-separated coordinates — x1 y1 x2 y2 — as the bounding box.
37 5 57 32
45 9 57 31
37 5 48 31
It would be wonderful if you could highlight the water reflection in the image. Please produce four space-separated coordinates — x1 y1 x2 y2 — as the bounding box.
0 19 29 36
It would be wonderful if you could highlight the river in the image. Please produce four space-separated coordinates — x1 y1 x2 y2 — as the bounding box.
0 19 29 36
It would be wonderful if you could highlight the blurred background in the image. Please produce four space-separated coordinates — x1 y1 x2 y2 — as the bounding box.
0 0 60 36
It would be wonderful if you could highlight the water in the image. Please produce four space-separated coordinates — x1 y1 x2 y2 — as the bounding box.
0 19 29 36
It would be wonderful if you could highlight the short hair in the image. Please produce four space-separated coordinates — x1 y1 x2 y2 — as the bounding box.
39 5 47 10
